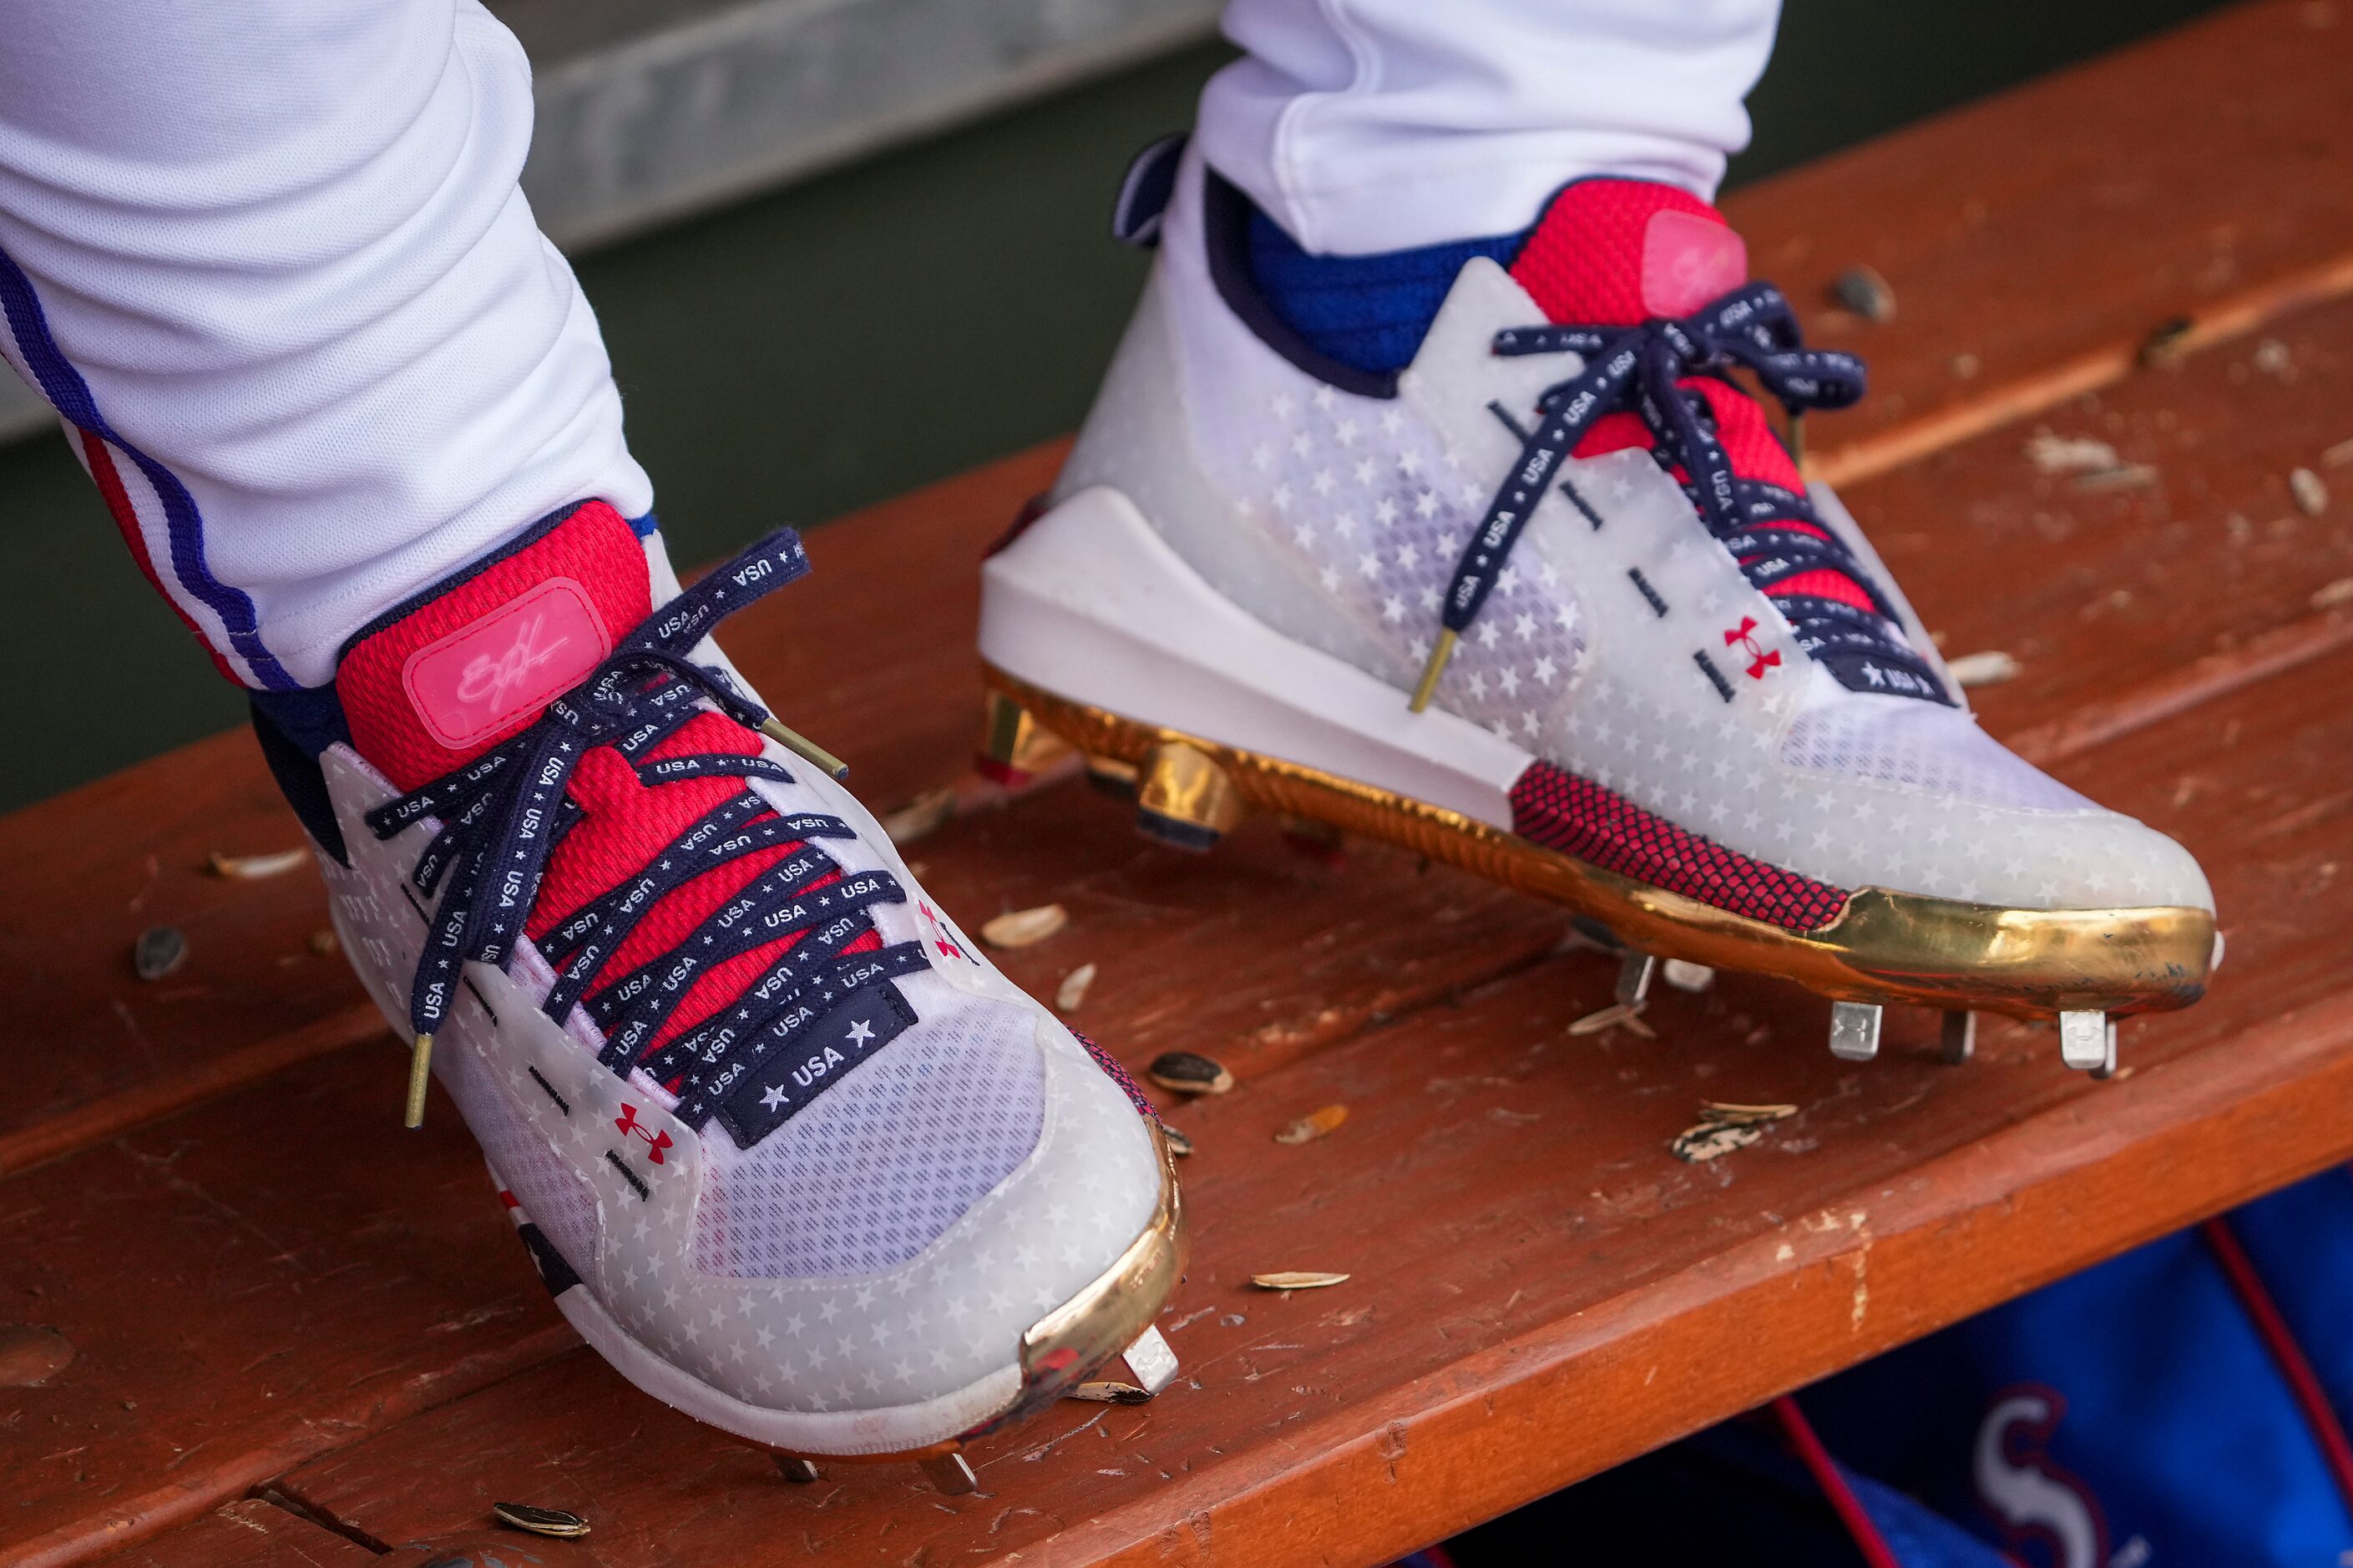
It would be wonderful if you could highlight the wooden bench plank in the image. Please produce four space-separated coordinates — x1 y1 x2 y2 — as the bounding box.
82 1499 377 1568
1844 295 2353 753
0 1052 579 1568
9 0 2350 1178
261 629 2353 1566
13 11 2353 1562
1737 0 2353 484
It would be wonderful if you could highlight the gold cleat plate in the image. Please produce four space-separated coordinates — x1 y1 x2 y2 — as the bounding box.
982 665 2214 1021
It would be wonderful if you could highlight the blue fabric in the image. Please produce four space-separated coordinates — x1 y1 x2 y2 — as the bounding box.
2230 1167 2353 1424
1801 1173 2353 1566
1847 1464 2017 1567
1243 209 1523 376
1446 1417 2009 1567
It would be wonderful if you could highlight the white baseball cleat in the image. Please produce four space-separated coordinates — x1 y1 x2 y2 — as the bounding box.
253 500 1182 1485
978 139 2215 1066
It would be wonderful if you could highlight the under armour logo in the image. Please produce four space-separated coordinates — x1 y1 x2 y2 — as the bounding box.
613 1102 673 1165
918 902 965 962
1723 615 1780 680
456 611 571 711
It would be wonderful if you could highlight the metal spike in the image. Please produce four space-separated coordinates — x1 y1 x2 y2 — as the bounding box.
1121 1323 1179 1397
1615 952 1658 1009
920 1452 979 1495
2057 1009 2109 1070
774 1456 822 1483
1939 1009 1976 1066
404 1034 434 1128
1409 630 1459 713
1828 1001 1882 1061
758 716 850 781
2090 1018 2122 1080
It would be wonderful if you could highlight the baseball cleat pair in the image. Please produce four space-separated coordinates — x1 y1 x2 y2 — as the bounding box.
262 144 2211 1485
979 141 2214 1078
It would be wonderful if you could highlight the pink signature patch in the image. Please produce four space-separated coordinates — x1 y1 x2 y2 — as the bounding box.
401 577 610 750
1641 208 1748 318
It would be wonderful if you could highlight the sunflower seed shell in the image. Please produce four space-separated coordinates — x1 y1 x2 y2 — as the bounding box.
980 903 1068 949
1252 1271 1349 1291
1273 1104 1349 1144
2291 467 2330 517
208 847 309 880
879 787 955 846
133 926 188 982
1672 1122 1767 1162
491 1501 592 1539
1055 961 1098 1012
1148 1050 1233 1095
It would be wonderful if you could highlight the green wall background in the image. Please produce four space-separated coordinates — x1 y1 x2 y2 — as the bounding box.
0 0 2225 811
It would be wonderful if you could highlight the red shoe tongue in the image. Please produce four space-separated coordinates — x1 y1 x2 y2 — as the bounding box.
1508 178 1748 326
1506 180 1850 592
336 502 653 792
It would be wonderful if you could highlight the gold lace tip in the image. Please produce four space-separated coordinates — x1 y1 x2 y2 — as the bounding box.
1788 409 1808 470
404 1034 433 1130
1409 630 1458 714
759 717 850 781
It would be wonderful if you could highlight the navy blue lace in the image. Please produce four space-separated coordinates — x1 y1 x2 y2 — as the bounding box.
365 529 926 1130
1423 280 1948 706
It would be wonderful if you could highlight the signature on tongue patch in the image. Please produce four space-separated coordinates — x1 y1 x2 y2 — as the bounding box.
1640 209 1748 318
402 576 614 748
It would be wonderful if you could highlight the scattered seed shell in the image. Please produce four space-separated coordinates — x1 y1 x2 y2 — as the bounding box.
2138 315 2195 367
1055 961 1098 1012
1946 650 2022 688
879 787 955 846
1161 1124 1195 1157
1661 959 1715 993
1569 1002 1655 1039
133 925 188 982
2025 431 2120 474
2323 436 2353 469
1672 1121 1765 1162
1252 1271 1349 1291
1700 1100 1799 1125
1273 1104 1349 1145
307 928 340 955
1067 1380 1153 1404
491 1502 591 1539
1670 1100 1797 1163
1148 1050 1234 1095
980 903 1068 949
208 847 308 881
2290 467 2330 517
1829 265 1895 324
2313 578 2353 611
2071 463 2160 493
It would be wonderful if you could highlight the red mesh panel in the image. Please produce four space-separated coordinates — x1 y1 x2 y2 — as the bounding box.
1070 1030 1157 1124
1510 179 1726 327
1509 761 1850 932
